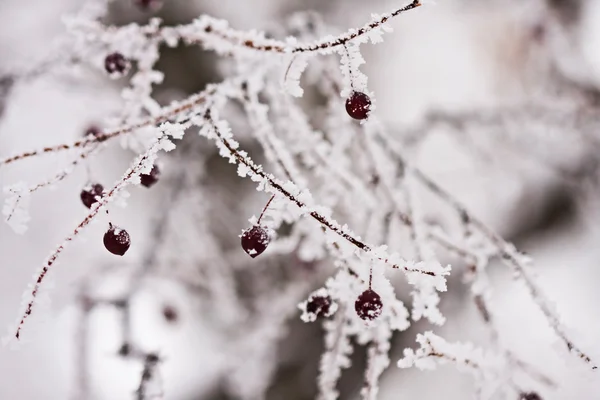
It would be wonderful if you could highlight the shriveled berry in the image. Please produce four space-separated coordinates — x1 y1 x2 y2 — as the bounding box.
140 164 160 188
80 183 104 209
104 52 129 75
345 91 371 120
355 289 382 320
241 225 270 258
134 0 163 11
520 393 542 400
104 224 131 256
306 295 331 318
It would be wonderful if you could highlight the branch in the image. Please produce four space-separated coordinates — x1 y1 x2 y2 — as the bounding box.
169 0 421 55
202 112 445 277
12 132 174 340
376 128 598 370
0 84 219 168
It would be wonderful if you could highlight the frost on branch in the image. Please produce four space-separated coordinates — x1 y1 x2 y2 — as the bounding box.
398 331 505 397
282 54 312 97
3 0 600 398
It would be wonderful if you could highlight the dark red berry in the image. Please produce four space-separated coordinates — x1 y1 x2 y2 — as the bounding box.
140 164 160 188
306 295 331 318
104 52 129 75
134 0 163 10
241 225 270 258
520 393 542 400
162 305 178 323
80 183 104 209
104 224 131 256
355 289 382 320
345 91 371 120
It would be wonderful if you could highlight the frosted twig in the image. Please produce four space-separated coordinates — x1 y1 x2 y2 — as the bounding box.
168 0 421 55
13 132 174 339
376 129 598 370
0 84 220 168
202 112 445 277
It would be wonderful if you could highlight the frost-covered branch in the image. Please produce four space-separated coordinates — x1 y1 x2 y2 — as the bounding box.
10 132 177 340
200 110 448 278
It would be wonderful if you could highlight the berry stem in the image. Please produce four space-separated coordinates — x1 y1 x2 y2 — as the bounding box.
342 44 355 90
257 194 275 225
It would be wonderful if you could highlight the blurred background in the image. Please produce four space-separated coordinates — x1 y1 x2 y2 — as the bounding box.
1 0 600 399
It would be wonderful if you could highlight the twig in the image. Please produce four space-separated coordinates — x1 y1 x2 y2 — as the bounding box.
376 128 598 370
13 133 172 339
203 112 444 277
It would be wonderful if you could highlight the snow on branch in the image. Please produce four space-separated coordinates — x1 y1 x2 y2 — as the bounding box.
398 331 504 387
199 109 449 280
8 130 179 341
167 0 421 56
375 124 598 371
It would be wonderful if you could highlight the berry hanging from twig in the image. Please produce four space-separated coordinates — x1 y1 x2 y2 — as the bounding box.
104 223 131 256
140 164 160 188
345 91 371 120
104 52 130 76
355 289 382 320
80 183 104 209
241 226 270 258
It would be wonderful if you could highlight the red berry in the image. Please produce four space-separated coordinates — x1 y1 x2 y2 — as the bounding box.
80 183 104 209
104 53 129 75
104 224 131 256
355 289 382 320
306 295 332 318
241 225 270 258
345 91 371 120
140 164 160 188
